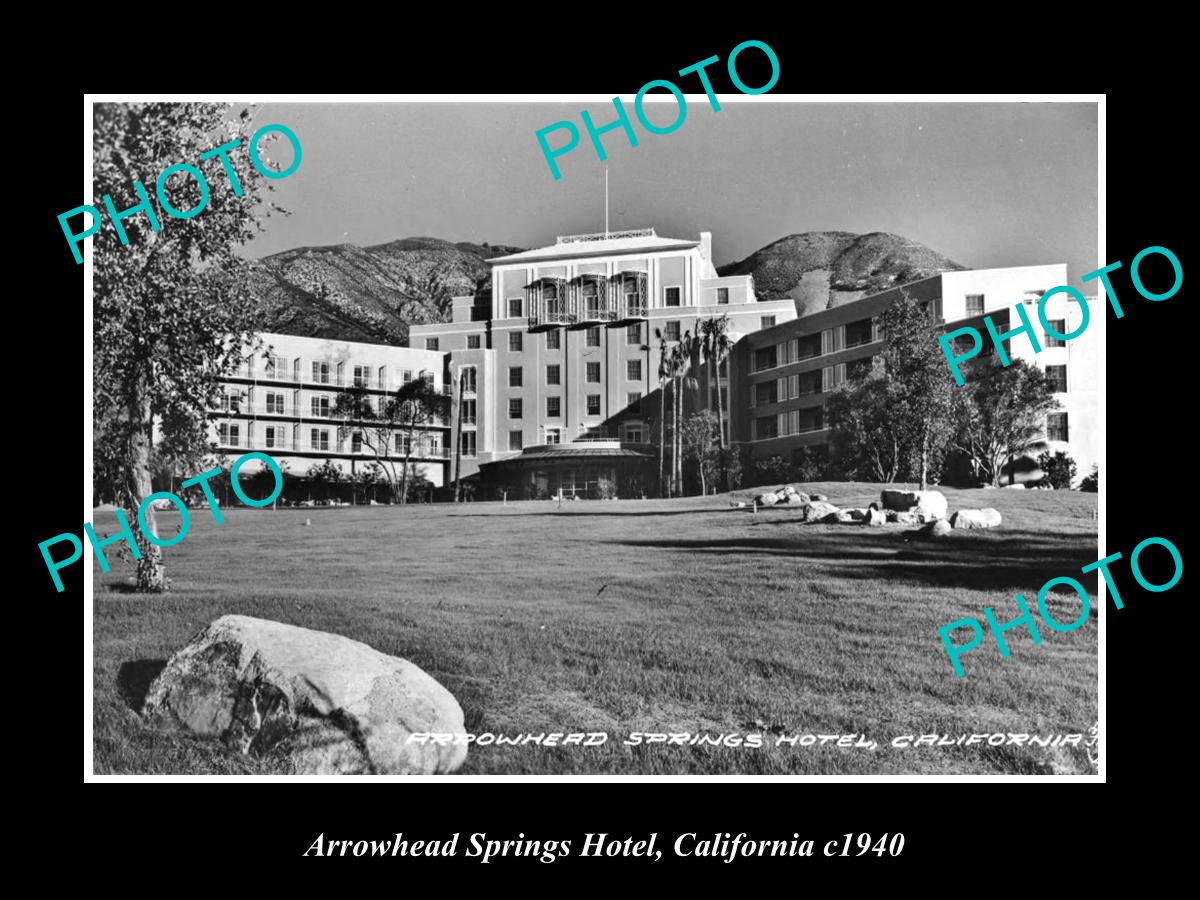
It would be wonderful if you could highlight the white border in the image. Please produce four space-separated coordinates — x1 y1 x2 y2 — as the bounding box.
84 92 1105 783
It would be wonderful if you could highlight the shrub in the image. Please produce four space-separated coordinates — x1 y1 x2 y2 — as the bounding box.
596 477 617 500
1037 451 1077 490
1079 465 1098 492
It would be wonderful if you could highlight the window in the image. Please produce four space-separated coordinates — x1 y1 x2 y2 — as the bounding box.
467 334 481 349
508 331 523 352
460 366 477 393
755 415 778 440
1045 319 1067 348
845 318 873 347
546 364 560 385
1047 412 1069 442
351 432 363 453
627 391 642 409
402 369 413 384
509 366 523 387
965 294 985 316
755 382 778 405
665 320 680 342
461 399 477 425
546 396 561 417
544 428 561 445
311 361 330 384
509 398 523 419
264 426 282 449
220 390 241 413
626 323 641 345
508 297 522 318
422 371 434 387
626 359 641 381
586 394 601 416
311 395 331 418
797 333 821 360
509 430 523 451
353 365 370 388
664 286 681 307
218 422 240 445
460 430 477 458
582 280 601 318
624 425 644 443
586 326 600 347
310 428 329 451
263 356 285 380
586 362 601 383
761 316 776 329
717 287 729 305
546 329 560 350
425 337 439 351
754 346 777 372
1045 364 1068 393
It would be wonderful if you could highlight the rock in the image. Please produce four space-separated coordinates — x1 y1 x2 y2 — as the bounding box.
1004 483 1026 490
780 493 806 507
729 500 748 509
951 508 1002 530
923 519 953 538
868 501 881 511
754 492 779 507
823 508 868 524
982 484 996 490
866 508 886 526
880 489 947 520
784 486 810 504
810 494 828 502
844 508 869 521
885 510 920 525
142 615 467 775
881 489 920 511
801 501 839 522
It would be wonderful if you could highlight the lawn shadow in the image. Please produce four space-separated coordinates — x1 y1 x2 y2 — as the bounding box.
448 507 722 518
605 528 1099 594
117 659 166 712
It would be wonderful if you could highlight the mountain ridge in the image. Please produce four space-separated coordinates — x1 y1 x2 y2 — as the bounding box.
249 230 965 342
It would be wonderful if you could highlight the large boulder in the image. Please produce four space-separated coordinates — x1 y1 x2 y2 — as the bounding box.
881 489 947 520
865 507 886 526
800 501 839 522
822 507 869 524
754 491 780 507
810 494 828 502
142 615 467 775
951 508 1002 530
923 519 953 538
780 492 806 507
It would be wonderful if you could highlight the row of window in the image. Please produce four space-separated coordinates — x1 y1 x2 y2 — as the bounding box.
751 409 1071 444
509 392 643 420
508 360 643 387
216 423 443 455
507 286 735 319
248 358 436 389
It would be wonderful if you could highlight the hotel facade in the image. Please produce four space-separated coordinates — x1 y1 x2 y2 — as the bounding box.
207 234 1099 496
210 332 452 488
728 264 1100 485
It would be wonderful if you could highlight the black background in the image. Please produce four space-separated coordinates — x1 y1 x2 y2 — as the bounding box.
30 24 1185 882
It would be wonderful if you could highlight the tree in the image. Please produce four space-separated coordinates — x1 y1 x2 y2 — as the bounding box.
332 387 406 503
669 332 700 497
680 410 719 496
653 328 671 497
879 287 956 490
395 375 451 505
699 315 733 490
452 366 467 502
951 357 1060 487
826 363 905 483
1037 451 1077 490
1079 465 1098 493
306 460 344 502
92 103 287 591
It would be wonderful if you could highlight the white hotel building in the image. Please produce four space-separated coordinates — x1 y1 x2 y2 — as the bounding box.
211 332 451 487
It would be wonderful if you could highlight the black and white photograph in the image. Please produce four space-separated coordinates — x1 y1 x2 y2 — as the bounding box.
73 90 1117 781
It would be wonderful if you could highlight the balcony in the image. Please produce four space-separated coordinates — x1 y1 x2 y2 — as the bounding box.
610 272 648 323
213 433 452 459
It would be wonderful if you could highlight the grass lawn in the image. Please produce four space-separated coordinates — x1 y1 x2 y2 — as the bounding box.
92 481 1099 776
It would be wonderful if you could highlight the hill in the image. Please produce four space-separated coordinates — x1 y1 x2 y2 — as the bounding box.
247 238 523 345
717 231 966 315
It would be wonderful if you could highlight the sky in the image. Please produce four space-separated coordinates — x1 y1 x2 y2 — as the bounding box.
246 101 1098 282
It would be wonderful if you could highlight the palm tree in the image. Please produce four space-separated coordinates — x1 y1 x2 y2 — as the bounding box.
653 327 671 497
670 332 700 496
699 315 732 451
